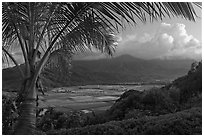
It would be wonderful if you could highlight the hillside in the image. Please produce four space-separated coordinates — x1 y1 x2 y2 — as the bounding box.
2 59 202 135
107 61 202 120
70 55 194 85
47 107 202 135
2 55 195 89
43 61 202 135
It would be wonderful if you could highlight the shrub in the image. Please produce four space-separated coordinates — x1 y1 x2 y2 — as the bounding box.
141 88 177 114
107 90 144 120
47 107 201 135
180 93 202 110
167 86 181 103
2 95 18 135
140 107 202 135
171 61 202 103
37 108 89 132
124 109 156 119
47 123 125 135
83 112 108 125
108 88 180 120
37 108 109 132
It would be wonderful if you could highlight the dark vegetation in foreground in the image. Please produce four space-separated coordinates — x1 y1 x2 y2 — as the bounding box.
46 107 202 135
2 61 202 135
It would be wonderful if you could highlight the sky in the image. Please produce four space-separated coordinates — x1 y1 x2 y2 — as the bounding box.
2 3 203 68
74 4 202 61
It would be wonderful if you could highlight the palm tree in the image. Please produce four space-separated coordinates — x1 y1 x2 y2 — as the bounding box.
2 2 201 134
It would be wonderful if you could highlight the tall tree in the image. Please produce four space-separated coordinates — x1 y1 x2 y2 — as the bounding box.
2 2 201 134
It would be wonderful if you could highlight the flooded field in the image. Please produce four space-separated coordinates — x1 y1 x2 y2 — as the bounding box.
39 84 164 113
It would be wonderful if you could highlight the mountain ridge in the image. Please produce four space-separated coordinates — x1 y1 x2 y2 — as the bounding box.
2 54 195 89
70 54 194 85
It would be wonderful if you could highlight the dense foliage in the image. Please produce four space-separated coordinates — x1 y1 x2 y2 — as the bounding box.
108 61 202 120
107 88 180 120
171 62 202 103
2 94 18 134
47 107 201 135
36 107 108 132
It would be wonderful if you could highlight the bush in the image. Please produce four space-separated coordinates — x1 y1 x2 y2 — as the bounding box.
107 88 180 120
47 123 125 135
2 95 18 135
83 112 108 125
37 108 89 132
47 107 201 135
140 107 202 135
124 109 156 119
171 61 202 103
141 88 177 114
180 93 202 110
37 108 109 132
167 86 181 103
107 90 144 120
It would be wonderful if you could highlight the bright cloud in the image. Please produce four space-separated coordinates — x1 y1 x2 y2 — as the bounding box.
5 23 201 66
116 23 202 60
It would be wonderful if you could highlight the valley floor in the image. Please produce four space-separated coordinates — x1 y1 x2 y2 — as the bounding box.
38 84 163 113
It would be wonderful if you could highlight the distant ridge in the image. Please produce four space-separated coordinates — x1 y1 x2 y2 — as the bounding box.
70 55 194 85
2 54 195 89
112 54 141 61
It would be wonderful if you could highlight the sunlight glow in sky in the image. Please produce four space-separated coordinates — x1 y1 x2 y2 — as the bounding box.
3 3 202 68
74 5 202 61
115 22 202 60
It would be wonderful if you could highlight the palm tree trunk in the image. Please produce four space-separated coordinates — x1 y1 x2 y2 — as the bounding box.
14 80 37 135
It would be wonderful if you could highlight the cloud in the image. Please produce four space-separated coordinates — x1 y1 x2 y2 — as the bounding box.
116 23 202 60
3 22 201 66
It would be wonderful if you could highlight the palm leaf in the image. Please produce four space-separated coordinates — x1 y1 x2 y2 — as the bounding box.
46 2 200 55
2 2 201 69
2 46 25 78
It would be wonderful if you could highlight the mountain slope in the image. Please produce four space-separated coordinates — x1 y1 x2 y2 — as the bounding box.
106 61 201 120
2 55 195 89
70 55 194 85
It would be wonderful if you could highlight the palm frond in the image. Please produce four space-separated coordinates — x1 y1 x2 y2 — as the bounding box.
2 2 201 69
51 11 117 56
45 2 200 57
43 48 73 82
2 47 25 78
